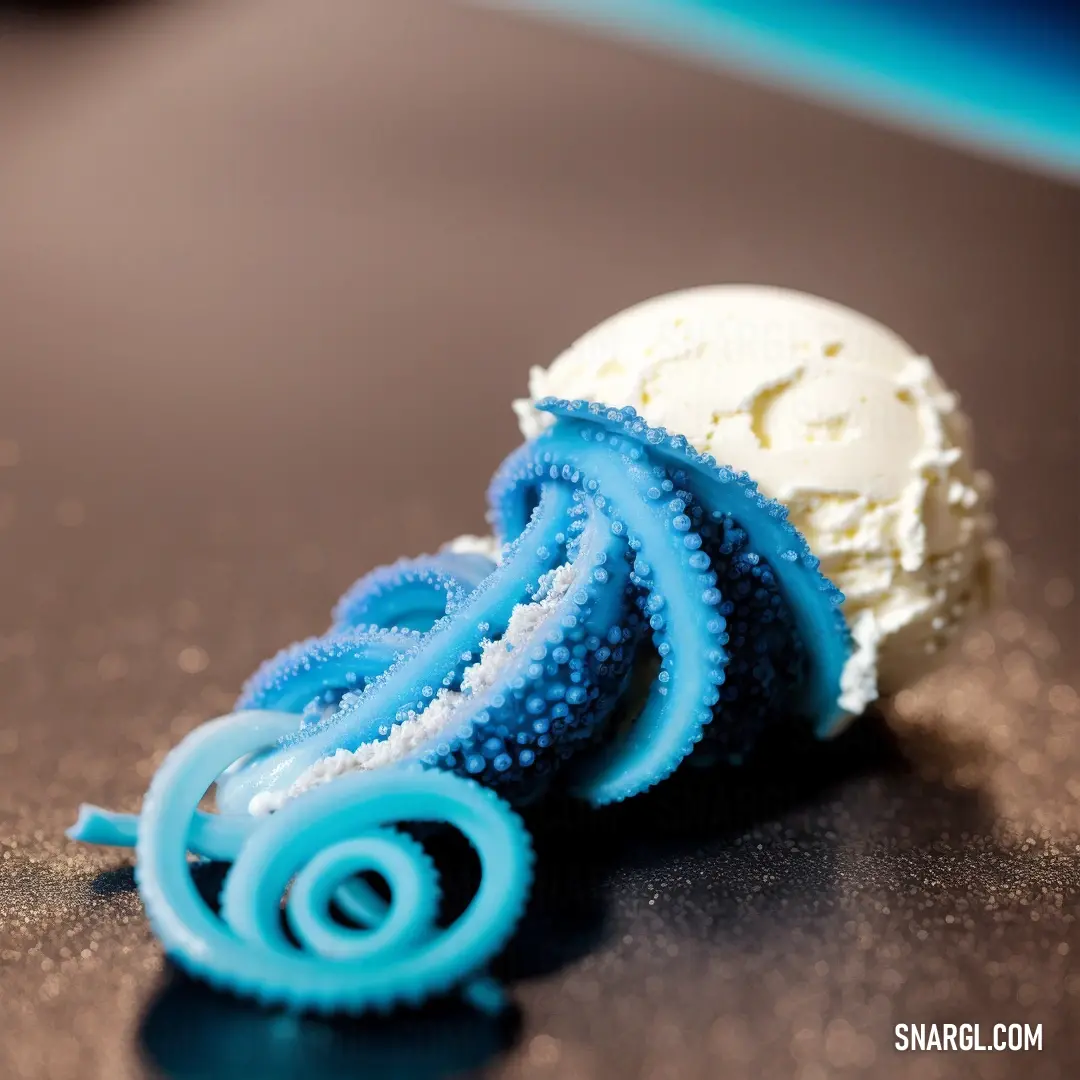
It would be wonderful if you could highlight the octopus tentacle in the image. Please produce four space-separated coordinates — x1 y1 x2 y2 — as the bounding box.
120 711 534 1014
237 626 422 715
332 553 494 633
214 483 577 812
490 425 729 802
403 498 636 791
71 399 853 1016
536 399 851 736
227 492 635 813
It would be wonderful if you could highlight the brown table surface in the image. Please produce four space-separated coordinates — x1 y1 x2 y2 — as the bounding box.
1 2 1078 1078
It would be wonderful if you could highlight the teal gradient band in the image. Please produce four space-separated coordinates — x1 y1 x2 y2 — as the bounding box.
481 0 1080 179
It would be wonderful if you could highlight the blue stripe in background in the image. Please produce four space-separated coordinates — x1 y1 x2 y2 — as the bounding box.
488 0 1080 179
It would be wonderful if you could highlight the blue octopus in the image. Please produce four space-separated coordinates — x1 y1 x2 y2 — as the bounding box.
71 400 851 1016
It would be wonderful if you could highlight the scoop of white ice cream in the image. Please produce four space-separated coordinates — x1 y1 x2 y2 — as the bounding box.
513 285 1006 716
442 533 502 563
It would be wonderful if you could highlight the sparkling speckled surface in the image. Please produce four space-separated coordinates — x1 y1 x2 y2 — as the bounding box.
1 2 1078 1078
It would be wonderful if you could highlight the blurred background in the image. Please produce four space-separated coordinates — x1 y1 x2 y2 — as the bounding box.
1 2 1078 1079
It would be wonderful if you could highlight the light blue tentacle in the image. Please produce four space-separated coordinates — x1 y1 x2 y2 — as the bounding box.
332 553 494 633
238 626 421 715
97 710 533 1015
216 483 577 810
69 804 251 861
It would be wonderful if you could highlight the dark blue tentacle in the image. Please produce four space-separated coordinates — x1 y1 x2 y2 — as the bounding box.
535 398 851 737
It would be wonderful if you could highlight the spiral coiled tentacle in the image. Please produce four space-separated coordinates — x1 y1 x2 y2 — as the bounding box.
73 711 533 1014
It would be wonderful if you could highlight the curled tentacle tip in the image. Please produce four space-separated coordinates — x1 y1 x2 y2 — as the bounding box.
462 976 509 1016
67 804 138 847
124 715 535 1015
66 804 98 842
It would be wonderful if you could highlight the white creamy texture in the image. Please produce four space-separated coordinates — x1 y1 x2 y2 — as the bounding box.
513 286 1005 716
444 534 503 563
249 563 577 814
